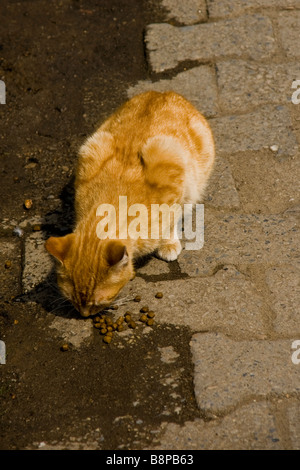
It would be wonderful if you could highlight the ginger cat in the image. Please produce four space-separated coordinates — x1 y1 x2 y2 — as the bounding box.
45 91 215 317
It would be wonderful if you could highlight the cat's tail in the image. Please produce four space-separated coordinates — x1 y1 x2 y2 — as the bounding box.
140 135 186 202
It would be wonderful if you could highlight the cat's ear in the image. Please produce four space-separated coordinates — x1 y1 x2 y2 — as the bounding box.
45 234 76 264
105 241 128 269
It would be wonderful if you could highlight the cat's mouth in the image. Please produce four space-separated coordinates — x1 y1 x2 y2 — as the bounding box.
78 302 112 318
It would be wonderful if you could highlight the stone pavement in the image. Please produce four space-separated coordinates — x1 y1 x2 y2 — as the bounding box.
4 0 300 450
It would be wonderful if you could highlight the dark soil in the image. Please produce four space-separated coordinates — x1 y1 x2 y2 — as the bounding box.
0 0 200 450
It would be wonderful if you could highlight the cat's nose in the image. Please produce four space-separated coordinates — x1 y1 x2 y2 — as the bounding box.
80 307 90 317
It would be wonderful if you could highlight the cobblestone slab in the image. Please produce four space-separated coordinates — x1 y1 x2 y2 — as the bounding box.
190 333 300 414
22 232 54 294
265 264 300 336
145 15 276 72
287 402 300 450
178 212 299 276
152 402 282 449
127 66 218 117
278 11 300 58
162 0 207 24
210 105 298 156
208 0 300 19
121 266 268 339
49 315 94 348
226 152 300 214
217 60 300 113
205 157 240 209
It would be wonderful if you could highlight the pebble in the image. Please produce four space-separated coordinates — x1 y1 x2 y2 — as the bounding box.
13 227 24 237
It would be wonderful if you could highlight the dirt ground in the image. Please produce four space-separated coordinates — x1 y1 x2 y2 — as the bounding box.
0 0 202 450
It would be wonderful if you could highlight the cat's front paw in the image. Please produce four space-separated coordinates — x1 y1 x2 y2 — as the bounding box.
157 239 182 262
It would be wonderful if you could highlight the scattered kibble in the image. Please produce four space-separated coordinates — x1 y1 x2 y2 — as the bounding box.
24 199 33 209
32 224 41 232
4 260 11 269
140 306 149 313
95 295 160 345
60 344 69 352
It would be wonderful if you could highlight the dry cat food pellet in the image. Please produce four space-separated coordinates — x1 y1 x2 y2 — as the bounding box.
24 199 33 209
146 319 154 326
103 335 112 344
60 344 69 351
116 316 124 325
129 321 137 329
93 316 101 323
105 317 113 325
110 305 119 310
117 325 124 332
134 295 141 302
106 331 113 337
106 326 113 332
4 260 11 269
100 328 108 335
112 323 118 330
140 306 149 313
124 314 131 323
155 292 163 299
32 224 41 232
147 311 155 319
93 322 102 329
139 314 147 323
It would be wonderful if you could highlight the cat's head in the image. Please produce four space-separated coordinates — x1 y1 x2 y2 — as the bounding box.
45 234 133 317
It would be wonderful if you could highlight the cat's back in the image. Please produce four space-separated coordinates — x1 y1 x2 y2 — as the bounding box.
100 91 203 147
